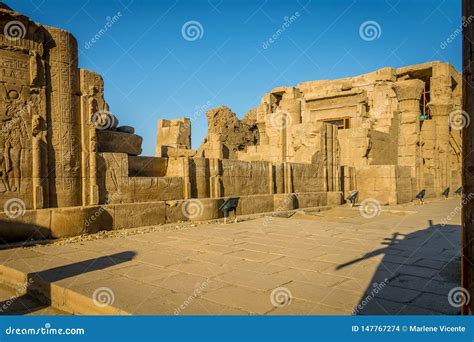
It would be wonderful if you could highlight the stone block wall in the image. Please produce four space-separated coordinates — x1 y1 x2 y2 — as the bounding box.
291 163 324 193
0 191 343 241
220 160 271 197
355 165 398 204
96 153 184 204
354 165 415 205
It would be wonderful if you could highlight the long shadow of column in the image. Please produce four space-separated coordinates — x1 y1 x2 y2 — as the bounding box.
336 221 461 315
0 251 136 315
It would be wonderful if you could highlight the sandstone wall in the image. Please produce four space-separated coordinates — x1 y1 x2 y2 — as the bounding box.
0 190 343 241
291 163 324 193
220 160 270 196
354 165 414 205
96 153 184 204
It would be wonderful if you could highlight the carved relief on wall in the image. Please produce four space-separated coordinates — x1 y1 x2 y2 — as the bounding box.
0 83 30 193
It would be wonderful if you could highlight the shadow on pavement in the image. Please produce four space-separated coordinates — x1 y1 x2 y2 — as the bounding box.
337 221 461 315
0 251 136 315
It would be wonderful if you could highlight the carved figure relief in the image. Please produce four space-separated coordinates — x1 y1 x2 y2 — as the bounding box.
0 86 28 192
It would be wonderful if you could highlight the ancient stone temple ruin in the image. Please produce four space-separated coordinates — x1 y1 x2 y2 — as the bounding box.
0 4 462 241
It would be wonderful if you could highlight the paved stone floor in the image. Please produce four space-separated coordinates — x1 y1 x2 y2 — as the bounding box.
0 198 462 315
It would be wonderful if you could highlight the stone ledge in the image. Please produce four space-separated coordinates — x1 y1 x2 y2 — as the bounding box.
0 264 129 315
97 130 143 156
0 192 343 241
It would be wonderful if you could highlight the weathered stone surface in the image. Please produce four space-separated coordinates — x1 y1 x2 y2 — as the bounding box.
197 106 259 159
97 131 143 156
156 118 191 157
0 198 460 314
114 201 166 229
127 156 167 177
0 3 462 244
50 206 114 238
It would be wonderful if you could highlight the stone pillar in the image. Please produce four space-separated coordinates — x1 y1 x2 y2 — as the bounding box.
209 158 222 198
280 95 301 163
393 79 424 193
321 123 338 192
274 163 284 194
283 162 293 193
462 0 474 315
182 158 191 199
428 103 453 195
30 53 48 209
429 62 455 196
79 69 104 206
268 161 274 194
280 97 302 126
45 27 82 207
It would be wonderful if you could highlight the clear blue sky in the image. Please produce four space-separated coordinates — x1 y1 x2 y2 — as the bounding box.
13 0 461 155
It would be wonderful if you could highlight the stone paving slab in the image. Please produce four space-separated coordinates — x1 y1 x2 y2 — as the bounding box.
0 198 462 315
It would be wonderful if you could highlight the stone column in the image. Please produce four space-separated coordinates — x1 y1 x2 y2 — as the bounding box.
462 0 474 315
79 69 103 206
429 62 455 196
29 51 48 209
268 161 274 194
209 158 222 198
428 103 453 195
280 94 301 163
45 27 82 207
320 123 338 192
283 162 293 194
182 158 191 199
393 79 425 193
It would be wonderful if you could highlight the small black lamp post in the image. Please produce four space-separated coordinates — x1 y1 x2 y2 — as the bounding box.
416 189 426 205
442 187 450 200
219 197 240 224
346 191 358 208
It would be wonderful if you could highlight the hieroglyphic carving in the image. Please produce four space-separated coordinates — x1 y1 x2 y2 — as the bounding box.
45 27 81 207
0 51 28 84
79 69 108 205
0 49 31 195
